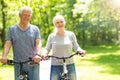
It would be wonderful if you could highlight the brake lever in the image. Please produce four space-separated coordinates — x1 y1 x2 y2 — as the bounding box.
76 51 84 57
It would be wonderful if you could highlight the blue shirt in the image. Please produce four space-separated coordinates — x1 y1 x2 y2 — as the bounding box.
6 24 41 62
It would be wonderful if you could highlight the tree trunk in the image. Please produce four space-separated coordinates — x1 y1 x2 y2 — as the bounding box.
1 0 6 48
82 30 85 48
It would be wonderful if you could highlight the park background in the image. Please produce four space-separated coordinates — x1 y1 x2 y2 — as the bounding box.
0 0 120 80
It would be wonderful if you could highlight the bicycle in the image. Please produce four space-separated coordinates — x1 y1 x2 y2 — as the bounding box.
7 57 35 80
45 51 83 80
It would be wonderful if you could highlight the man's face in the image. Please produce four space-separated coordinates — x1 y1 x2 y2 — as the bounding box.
19 10 32 23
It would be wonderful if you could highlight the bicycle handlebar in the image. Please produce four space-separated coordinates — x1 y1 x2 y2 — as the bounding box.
7 57 34 65
45 51 83 60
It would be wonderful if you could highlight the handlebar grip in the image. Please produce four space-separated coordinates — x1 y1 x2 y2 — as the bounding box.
29 57 33 61
76 51 84 57
7 60 14 65
80 54 84 57
45 56 50 60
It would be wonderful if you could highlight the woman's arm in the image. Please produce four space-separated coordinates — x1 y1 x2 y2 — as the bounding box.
71 32 86 55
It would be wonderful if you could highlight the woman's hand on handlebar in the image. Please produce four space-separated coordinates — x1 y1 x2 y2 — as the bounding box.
40 53 48 60
77 50 86 57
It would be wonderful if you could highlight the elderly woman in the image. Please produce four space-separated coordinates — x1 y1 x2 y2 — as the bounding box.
44 15 86 80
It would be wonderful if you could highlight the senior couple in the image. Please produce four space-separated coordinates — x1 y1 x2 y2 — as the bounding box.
0 6 86 80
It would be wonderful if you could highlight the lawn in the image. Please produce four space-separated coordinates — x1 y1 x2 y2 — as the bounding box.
75 45 120 80
0 45 120 80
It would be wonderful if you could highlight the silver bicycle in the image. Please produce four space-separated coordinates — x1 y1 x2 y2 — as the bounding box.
45 51 83 80
7 58 35 80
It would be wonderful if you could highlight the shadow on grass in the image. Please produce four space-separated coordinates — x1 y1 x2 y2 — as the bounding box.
84 45 120 75
0 63 13 68
91 54 120 75
86 45 120 54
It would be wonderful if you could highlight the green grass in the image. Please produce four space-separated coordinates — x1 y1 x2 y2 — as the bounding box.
74 45 120 80
0 65 14 80
0 45 120 80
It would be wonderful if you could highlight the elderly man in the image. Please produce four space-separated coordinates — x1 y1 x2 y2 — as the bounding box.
0 6 41 80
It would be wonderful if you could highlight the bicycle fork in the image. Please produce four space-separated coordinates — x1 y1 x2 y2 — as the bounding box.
63 60 68 74
19 63 29 80
60 58 70 80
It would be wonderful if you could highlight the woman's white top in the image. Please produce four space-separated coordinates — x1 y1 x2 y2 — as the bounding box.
45 31 84 65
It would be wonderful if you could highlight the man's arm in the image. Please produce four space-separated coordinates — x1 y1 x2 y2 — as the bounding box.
1 40 12 63
33 39 42 63
35 39 42 55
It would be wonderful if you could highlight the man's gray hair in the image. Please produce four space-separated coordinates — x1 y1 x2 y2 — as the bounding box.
19 6 32 15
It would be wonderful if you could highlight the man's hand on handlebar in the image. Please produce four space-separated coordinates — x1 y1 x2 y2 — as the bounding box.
33 55 42 63
0 57 8 64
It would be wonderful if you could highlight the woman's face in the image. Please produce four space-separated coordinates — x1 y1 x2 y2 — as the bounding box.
54 18 65 30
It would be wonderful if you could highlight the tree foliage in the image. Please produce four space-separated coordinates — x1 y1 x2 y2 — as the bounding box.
0 0 120 48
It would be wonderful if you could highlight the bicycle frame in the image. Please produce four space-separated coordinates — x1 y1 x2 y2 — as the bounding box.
7 58 34 80
46 51 83 80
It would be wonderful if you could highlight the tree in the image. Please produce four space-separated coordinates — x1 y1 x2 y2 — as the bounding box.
0 0 6 47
